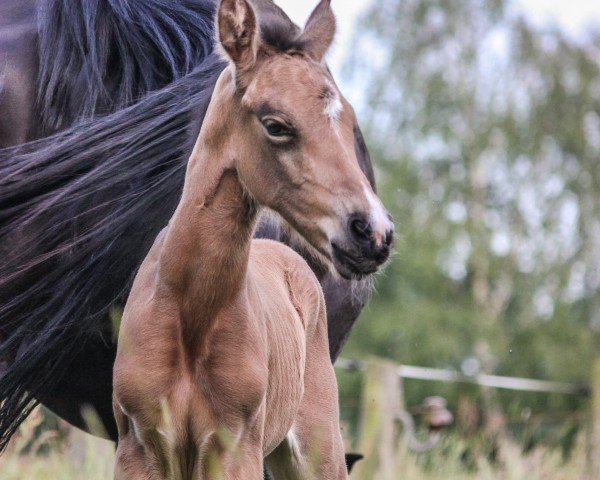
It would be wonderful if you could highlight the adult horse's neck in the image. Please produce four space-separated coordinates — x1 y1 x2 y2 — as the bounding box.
157 84 257 355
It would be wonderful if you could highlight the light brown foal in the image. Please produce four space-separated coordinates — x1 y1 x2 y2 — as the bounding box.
113 0 394 478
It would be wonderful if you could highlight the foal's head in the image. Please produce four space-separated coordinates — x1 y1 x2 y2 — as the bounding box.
208 0 394 279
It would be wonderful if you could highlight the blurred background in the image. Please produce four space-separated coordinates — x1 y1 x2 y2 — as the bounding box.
3 0 600 478
283 0 600 478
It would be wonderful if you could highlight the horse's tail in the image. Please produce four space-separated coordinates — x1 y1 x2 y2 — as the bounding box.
0 52 225 455
0 0 220 452
36 0 217 134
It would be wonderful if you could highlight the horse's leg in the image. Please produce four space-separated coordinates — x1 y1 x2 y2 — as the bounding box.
220 449 264 480
114 437 152 480
265 422 346 480
204 427 264 480
265 435 305 480
113 400 158 480
265 304 347 480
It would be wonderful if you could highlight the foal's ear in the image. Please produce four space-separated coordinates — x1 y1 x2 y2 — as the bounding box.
299 0 336 62
217 0 260 81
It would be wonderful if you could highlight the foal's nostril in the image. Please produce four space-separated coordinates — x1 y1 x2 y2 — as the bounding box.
384 229 394 247
350 217 372 243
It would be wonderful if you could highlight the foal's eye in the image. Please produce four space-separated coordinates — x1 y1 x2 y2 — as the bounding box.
262 119 293 140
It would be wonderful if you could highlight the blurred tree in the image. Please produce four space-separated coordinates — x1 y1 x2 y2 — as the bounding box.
341 0 600 418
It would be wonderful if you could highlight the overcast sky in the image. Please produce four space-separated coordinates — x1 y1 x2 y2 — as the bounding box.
275 0 600 81
273 1 364 78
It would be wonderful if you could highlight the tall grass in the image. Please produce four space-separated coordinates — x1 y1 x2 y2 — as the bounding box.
0 407 114 480
384 434 588 480
0 406 590 479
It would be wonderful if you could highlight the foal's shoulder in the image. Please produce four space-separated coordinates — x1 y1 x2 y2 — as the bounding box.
251 239 325 324
251 239 318 282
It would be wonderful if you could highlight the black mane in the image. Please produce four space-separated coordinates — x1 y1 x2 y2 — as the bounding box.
36 0 217 135
0 0 223 449
0 55 226 451
241 0 304 54
260 17 306 53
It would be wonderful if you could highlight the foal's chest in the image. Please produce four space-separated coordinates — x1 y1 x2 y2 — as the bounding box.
191 283 308 452
192 312 271 429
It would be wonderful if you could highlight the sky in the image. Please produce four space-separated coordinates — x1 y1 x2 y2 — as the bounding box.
520 0 600 35
275 0 600 81
272 1 365 80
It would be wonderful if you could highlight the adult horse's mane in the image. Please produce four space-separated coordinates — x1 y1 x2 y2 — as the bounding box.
1 0 225 451
36 0 216 134
0 59 225 454
0 0 373 456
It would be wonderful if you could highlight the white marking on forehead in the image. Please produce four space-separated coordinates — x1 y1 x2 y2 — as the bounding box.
323 80 343 124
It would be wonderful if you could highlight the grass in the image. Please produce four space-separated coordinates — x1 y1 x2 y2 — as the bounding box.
0 407 591 479
385 434 588 480
0 407 114 480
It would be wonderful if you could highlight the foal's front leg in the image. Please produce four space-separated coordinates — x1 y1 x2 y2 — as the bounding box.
113 400 167 480
114 400 144 479
265 315 347 479
202 428 264 480
221 447 264 480
264 407 347 479
114 419 159 480
114 438 153 480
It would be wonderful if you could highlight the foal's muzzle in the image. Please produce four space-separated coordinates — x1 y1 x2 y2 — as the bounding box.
331 213 394 279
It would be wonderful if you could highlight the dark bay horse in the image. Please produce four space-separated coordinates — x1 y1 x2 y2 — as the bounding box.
0 0 377 455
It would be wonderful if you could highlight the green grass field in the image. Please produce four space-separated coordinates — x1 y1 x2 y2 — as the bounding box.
0 407 590 479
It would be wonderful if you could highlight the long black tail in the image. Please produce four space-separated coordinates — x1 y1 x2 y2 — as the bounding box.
0 0 222 452
0 53 225 453
36 0 217 134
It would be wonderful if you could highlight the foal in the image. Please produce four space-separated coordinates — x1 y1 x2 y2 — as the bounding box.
113 0 394 478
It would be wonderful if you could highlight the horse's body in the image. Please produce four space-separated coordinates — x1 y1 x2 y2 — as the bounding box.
113 2 392 477
0 0 376 454
116 227 340 478
0 0 38 147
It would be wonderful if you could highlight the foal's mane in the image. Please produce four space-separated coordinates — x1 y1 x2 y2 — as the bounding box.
259 15 305 54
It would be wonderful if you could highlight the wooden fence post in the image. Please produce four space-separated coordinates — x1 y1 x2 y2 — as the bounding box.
590 357 600 478
353 357 403 480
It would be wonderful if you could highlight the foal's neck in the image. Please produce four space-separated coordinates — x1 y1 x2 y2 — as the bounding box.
158 97 257 354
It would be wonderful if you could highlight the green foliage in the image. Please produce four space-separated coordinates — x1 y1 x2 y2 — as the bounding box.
0 413 589 480
340 0 600 420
